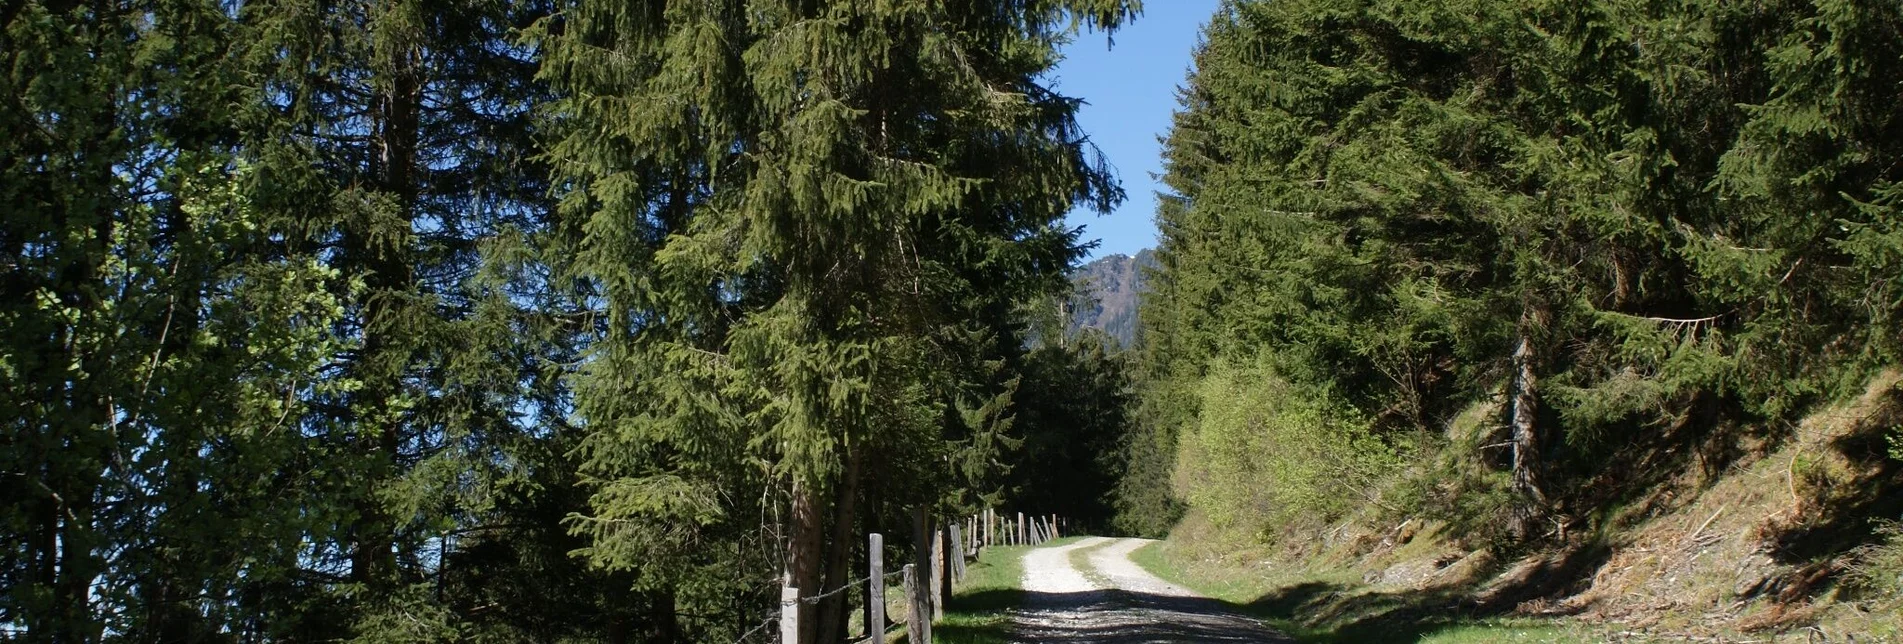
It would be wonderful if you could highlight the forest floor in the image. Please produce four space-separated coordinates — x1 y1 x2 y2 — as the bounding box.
1007 536 1290 643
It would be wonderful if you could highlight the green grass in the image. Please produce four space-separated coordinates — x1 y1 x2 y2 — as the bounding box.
1127 541 1592 644
934 537 1085 643
1065 537 1116 586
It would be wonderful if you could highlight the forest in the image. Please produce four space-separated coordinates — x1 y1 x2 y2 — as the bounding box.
2 0 1135 640
4 0 1901 641
1121 0 1903 638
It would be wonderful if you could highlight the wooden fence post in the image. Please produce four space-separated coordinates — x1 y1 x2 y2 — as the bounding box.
965 516 974 557
780 583 799 644
868 533 884 643
1017 512 1025 546
930 529 945 620
985 508 993 547
910 508 933 639
948 523 965 581
903 564 928 644
970 516 979 554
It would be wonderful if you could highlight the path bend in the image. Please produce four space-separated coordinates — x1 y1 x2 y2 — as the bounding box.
1011 537 1289 643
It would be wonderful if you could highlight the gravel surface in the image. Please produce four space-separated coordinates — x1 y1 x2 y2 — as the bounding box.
1011 537 1290 643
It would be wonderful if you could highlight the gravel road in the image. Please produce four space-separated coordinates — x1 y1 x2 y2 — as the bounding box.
1011 537 1290 643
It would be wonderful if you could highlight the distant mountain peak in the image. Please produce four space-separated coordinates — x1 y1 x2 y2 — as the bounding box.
1066 249 1156 348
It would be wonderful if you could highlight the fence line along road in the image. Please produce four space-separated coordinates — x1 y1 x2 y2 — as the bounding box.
758 507 1065 644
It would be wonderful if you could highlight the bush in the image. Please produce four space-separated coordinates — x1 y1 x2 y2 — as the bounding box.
1171 356 1403 542
1848 522 1903 599
1380 402 1518 546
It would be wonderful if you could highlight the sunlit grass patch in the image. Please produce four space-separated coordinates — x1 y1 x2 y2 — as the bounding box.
1128 540 1596 643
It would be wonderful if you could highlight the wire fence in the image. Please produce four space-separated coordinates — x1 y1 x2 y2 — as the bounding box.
729 511 1061 644
731 568 909 644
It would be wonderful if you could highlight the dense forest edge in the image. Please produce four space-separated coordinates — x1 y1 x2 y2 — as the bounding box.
3 0 1138 640
5 0 1903 641
1111 0 1903 640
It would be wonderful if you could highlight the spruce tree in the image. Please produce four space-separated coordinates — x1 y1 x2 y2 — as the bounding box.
228 0 609 637
1136 0 1903 543
543 1 1134 640
1 1 357 638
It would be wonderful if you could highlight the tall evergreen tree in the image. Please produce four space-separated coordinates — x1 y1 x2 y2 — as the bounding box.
542 1 1134 640
2 0 615 638
1 1 359 638
228 0 621 638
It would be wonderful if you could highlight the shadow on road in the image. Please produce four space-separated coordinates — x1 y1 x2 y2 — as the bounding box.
941 587 1291 643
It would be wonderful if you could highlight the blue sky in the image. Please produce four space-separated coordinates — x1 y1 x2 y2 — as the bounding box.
1051 1 1222 261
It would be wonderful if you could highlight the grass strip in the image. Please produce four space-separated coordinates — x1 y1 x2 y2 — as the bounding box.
936 537 1085 643
1126 541 1586 644
1064 537 1118 587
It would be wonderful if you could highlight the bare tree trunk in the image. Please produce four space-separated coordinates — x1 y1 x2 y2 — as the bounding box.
816 451 862 644
786 480 826 644
1508 327 1547 539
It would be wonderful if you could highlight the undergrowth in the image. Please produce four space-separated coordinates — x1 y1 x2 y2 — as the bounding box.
1848 522 1903 601
1127 539 1584 643
1134 371 1903 641
1173 357 1404 539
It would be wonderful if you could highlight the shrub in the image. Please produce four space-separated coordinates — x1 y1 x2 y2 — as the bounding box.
1848 521 1903 599
1172 356 1403 542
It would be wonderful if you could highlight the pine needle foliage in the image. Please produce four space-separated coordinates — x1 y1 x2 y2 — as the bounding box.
1128 0 1903 545
2 0 647 638
540 0 1134 639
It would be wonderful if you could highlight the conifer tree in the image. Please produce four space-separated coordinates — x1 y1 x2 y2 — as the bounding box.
1 1 356 637
543 1 1133 640
1134 0 1903 543
229 0 608 637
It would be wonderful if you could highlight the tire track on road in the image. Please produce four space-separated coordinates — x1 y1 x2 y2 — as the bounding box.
1012 537 1289 643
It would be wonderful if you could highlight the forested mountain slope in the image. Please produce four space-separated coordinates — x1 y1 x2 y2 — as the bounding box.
1119 0 1903 637
1067 249 1157 347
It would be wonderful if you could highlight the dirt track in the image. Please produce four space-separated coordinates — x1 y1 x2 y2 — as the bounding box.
1011 537 1290 643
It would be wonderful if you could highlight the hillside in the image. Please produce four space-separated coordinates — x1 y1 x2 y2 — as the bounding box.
1067 249 1156 347
1115 1 1903 640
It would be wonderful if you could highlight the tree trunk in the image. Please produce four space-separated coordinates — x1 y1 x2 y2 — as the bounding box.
1508 328 1547 539
816 451 862 644
654 589 681 643
351 10 423 593
786 479 826 644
